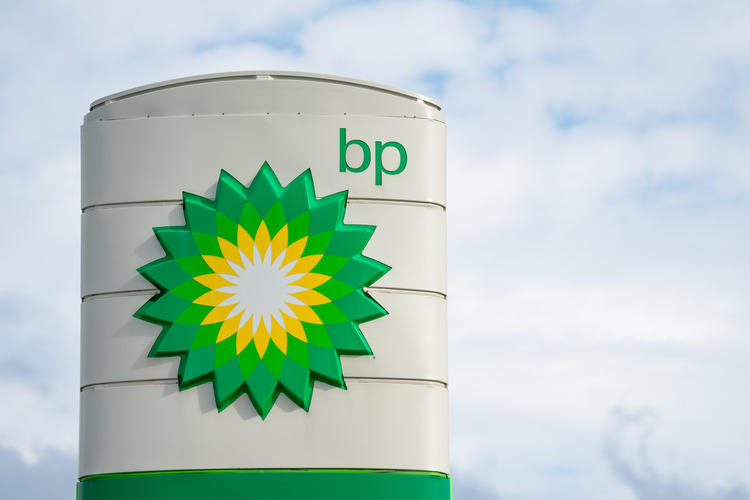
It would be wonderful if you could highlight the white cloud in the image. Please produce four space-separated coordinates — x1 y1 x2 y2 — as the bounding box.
0 379 77 463
605 407 750 500
298 0 494 82
1 0 750 498
0 447 76 498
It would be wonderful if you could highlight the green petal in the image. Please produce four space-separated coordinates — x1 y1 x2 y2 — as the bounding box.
247 162 283 217
325 322 372 356
183 193 218 236
287 211 311 245
308 344 345 388
138 292 193 323
314 278 354 301
302 323 333 348
334 255 390 288
216 212 239 245
311 302 348 324
263 200 287 238
246 362 279 419
151 323 200 356
237 341 261 377
262 342 285 378
302 231 333 256
138 259 192 292
278 358 312 410
190 323 222 350
192 233 223 258
154 227 201 259
180 344 217 387
326 225 375 256
334 290 388 323
214 357 246 412
239 202 262 237
286 335 310 368
310 255 349 277
215 170 248 223
279 170 314 222
214 337 237 369
170 280 209 302
175 256 214 277
176 303 213 325
308 192 347 235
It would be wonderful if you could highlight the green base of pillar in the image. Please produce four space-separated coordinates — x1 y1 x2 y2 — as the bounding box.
77 469 451 500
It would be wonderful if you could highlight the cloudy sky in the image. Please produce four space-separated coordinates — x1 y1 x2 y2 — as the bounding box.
1 0 749 498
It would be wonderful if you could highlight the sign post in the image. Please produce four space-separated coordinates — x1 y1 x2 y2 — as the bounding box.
79 72 448 499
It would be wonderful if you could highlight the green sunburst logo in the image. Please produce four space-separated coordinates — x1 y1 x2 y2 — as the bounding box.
134 163 390 419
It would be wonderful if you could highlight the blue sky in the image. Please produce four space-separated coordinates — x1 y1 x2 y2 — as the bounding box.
1 1 749 498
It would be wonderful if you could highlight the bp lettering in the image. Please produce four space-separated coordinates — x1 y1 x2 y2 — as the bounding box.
339 128 407 185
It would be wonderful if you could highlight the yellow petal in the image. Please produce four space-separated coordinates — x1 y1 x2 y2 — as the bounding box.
254 221 271 260
193 290 235 307
289 272 330 289
281 311 307 342
237 225 254 263
270 316 287 354
291 289 331 306
254 318 270 358
218 237 243 268
200 304 235 325
194 273 235 291
288 254 323 275
288 303 322 324
216 311 242 343
236 315 254 354
203 255 238 276
281 237 307 268
270 225 289 263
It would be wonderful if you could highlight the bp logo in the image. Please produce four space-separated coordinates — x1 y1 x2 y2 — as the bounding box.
134 163 390 419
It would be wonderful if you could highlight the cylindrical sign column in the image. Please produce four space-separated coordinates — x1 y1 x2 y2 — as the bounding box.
79 72 448 499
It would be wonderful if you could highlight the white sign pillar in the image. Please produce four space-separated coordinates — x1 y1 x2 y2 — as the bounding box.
79 72 448 499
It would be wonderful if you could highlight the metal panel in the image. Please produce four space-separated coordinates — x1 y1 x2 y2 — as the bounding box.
81 202 446 298
85 73 444 123
344 201 447 294
80 295 176 385
81 291 447 387
79 381 449 476
82 116 446 209
80 73 449 488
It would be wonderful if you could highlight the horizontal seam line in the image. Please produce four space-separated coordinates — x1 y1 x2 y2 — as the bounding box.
81 379 177 391
79 468 450 481
82 200 182 212
82 287 445 302
366 286 446 298
81 378 447 392
82 290 157 301
82 197 445 212
346 198 445 209
345 377 447 387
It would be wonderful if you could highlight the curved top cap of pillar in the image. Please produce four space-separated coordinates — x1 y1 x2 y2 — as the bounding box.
85 71 444 123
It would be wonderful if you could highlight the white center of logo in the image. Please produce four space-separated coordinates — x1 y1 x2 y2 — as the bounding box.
216 246 306 332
